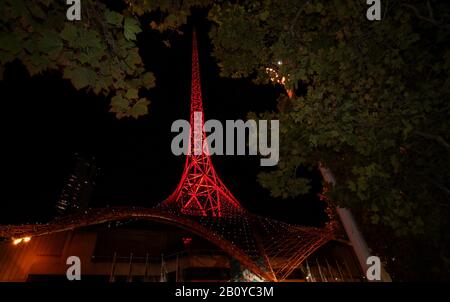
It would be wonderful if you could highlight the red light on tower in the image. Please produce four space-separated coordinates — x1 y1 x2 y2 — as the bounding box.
182 237 192 246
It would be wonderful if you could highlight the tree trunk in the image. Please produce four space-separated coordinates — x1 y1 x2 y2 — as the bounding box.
318 164 392 282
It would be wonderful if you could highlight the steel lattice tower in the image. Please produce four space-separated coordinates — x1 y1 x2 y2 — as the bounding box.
161 30 242 217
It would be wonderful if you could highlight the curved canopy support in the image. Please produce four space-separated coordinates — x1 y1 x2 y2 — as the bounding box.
0 207 334 281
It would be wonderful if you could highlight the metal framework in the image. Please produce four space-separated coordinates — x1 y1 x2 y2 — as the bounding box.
160 30 242 217
0 30 337 282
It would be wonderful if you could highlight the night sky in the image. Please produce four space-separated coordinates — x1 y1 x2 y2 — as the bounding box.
0 10 326 227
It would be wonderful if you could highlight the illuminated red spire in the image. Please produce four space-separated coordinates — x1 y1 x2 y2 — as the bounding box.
162 30 242 217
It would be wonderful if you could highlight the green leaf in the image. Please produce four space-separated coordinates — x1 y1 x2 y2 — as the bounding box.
7 0 26 19
105 10 123 26
111 66 124 80
125 50 142 67
63 67 96 90
23 38 37 53
40 0 52 7
78 29 102 50
129 98 150 118
0 34 22 54
77 53 92 64
96 75 113 91
60 24 78 42
142 72 155 87
0 50 15 64
259 11 269 21
402 119 413 139
316 3 324 13
370 214 380 224
348 181 357 192
113 78 126 89
390 154 400 173
124 17 142 41
111 95 129 111
38 32 63 58
26 2 46 19
24 53 51 75
125 88 139 100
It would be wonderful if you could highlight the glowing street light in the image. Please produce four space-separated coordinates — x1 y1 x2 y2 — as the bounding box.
12 237 31 245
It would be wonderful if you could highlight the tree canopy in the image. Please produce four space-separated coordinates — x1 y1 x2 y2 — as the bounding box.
207 0 450 280
1 0 449 280
0 0 155 118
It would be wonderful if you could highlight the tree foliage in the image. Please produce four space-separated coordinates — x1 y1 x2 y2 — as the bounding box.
125 0 211 32
207 0 450 280
0 0 154 118
0 0 218 116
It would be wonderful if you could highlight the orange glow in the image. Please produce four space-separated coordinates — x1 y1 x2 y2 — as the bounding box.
12 236 31 245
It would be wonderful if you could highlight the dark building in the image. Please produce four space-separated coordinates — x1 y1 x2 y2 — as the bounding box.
55 155 98 215
0 223 363 282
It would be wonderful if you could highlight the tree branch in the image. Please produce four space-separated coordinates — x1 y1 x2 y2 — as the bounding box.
290 1 309 32
402 2 438 26
433 181 450 196
415 131 450 151
426 0 435 22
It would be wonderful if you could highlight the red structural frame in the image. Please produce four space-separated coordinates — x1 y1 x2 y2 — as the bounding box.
162 30 242 217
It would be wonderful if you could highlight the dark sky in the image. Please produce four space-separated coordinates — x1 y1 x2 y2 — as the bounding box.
0 9 326 226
